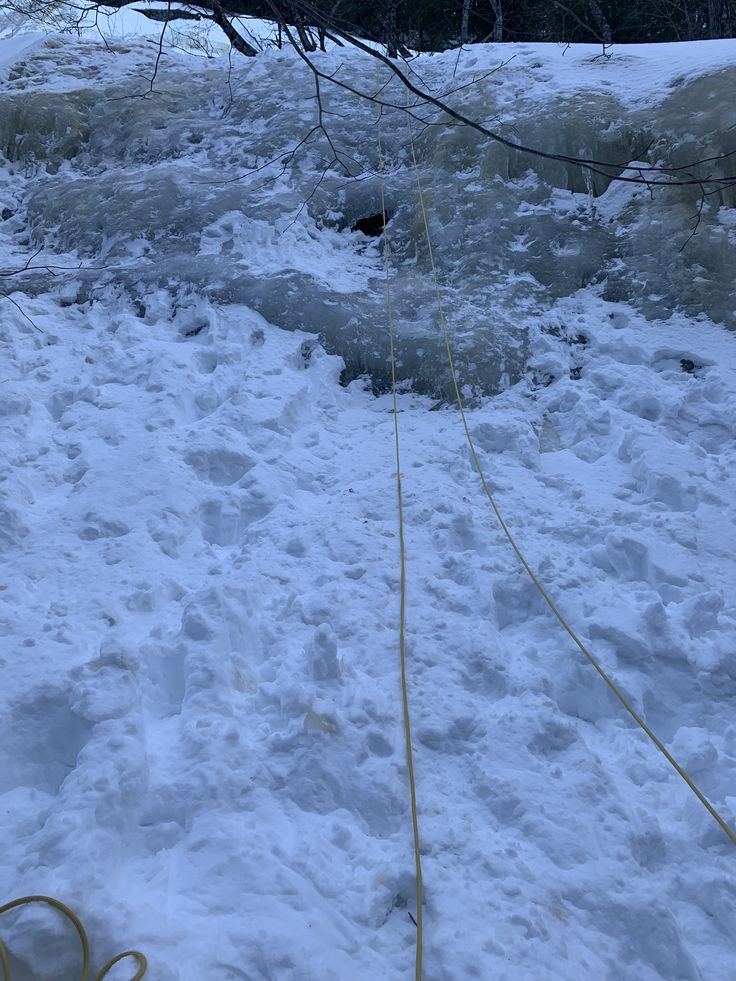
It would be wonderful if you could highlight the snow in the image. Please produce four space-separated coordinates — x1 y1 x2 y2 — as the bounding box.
0 32 43 69
0 31 735 981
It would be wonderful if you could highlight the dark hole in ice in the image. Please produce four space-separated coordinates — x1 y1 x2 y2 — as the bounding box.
351 212 391 237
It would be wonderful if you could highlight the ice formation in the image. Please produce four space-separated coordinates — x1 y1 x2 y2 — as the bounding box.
1 35 733 397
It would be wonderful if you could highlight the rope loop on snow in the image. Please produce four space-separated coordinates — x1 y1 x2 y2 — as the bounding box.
0 895 147 981
376 81 425 981
401 97 736 850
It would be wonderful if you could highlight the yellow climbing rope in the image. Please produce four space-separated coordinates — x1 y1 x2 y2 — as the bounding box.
0 895 147 981
377 98 424 979
402 109 736 849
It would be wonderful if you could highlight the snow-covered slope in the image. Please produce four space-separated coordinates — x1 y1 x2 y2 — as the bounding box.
1 34 735 980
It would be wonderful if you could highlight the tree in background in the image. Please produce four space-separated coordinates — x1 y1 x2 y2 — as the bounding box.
4 0 736 46
708 0 734 36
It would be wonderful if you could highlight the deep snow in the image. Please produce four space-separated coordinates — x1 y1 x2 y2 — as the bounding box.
0 31 735 981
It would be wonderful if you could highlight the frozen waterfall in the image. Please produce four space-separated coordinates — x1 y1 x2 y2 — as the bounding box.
1 38 734 397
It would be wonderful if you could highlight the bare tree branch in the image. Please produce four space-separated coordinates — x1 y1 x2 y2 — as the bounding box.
1 291 44 332
4 0 735 194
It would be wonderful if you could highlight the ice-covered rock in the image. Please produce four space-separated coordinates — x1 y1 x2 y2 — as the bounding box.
2 37 733 398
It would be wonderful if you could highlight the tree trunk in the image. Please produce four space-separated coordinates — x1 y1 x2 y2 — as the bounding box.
708 0 734 37
488 0 503 41
461 0 472 44
587 0 612 45
211 3 258 56
295 22 317 51
384 0 398 57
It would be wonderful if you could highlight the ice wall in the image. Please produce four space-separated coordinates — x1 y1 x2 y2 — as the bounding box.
1 38 734 397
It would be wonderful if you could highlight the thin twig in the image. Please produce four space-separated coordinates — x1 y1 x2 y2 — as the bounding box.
1 292 45 333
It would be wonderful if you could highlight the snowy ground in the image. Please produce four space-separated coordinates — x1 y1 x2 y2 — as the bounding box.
1 32 736 981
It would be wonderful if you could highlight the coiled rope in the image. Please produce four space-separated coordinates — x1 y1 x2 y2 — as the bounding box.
377 96 424 979
0 895 147 981
401 106 736 849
